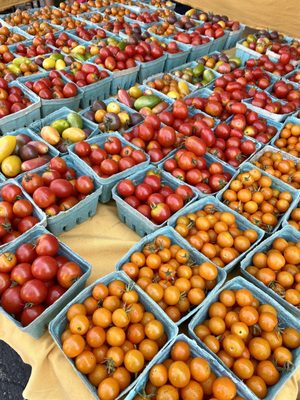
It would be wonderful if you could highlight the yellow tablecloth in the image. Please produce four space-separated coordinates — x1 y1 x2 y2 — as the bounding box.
0 203 300 400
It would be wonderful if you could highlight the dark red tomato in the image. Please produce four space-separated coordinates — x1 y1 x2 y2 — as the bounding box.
31 256 58 281
135 183 153 202
164 159 177 172
12 199 33 218
20 279 47 305
21 304 45 326
63 82 77 98
0 201 13 220
2 231 21 244
139 124 155 142
16 243 36 263
49 157 68 174
208 162 224 175
117 179 135 197
158 111 174 126
45 285 66 306
11 263 33 285
148 148 164 162
201 127 216 147
186 169 203 185
1 286 24 314
215 138 226 151
36 234 59 257
56 255 69 268
1 184 22 203
119 157 136 171
196 182 212 194
175 185 194 202
57 261 83 289
227 137 241 148
172 168 186 181
131 150 147 164
64 168 77 180
0 272 10 296
21 173 44 194
75 176 94 195
120 146 133 158
160 185 174 198
215 123 231 139
42 170 61 186
0 216 11 238
210 147 225 161
166 194 184 213
137 204 151 218
144 115 161 130
196 157 207 170
90 148 107 165
100 159 119 176
33 187 56 209
74 142 91 158
208 174 228 192
144 175 162 192
18 216 39 234
124 195 141 208
185 136 206 157
224 147 242 162
49 179 74 198
151 203 171 224
179 122 194 136
104 137 122 155
177 151 197 171
157 127 176 148
240 140 256 155
147 193 165 206
173 100 188 119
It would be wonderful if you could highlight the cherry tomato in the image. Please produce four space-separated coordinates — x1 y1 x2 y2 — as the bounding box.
45 285 66 306
33 187 56 209
12 199 33 218
11 263 33 285
31 256 58 281
20 279 48 305
1 286 24 314
15 243 36 263
75 176 94 195
57 262 83 288
1 184 22 203
36 234 59 256
0 272 10 295
21 304 45 326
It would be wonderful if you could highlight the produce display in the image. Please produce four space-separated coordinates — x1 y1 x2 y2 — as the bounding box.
220 168 294 232
245 236 300 307
173 203 259 268
73 135 147 177
116 170 195 224
0 182 41 244
139 339 241 400
193 286 300 398
119 233 220 322
20 157 95 217
60 279 167 398
0 1 300 399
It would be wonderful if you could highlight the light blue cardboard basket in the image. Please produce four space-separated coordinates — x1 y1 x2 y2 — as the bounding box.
0 179 46 250
188 276 300 400
167 195 265 272
29 106 98 154
68 132 150 203
0 81 41 134
217 162 299 234
49 270 178 400
112 165 198 236
16 155 102 236
0 226 91 338
223 24 246 50
125 333 249 400
241 225 300 317
19 72 83 118
137 54 168 83
115 226 227 325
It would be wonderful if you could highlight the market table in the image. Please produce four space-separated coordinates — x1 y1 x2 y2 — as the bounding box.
0 202 299 399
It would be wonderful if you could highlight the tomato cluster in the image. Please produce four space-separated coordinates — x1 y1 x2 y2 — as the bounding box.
123 114 183 163
61 280 166 399
211 123 258 168
173 31 211 46
21 157 95 217
61 63 110 87
0 83 34 118
252 150 300 189
214 67 272 91
221 168 293 232
246 237 300 307
213 77 257 100
288 204 300 230
137 340 240 400
270 80 300 106
0 183 40 244
174 204 258 268
0 233 83 326
246 55 295 77
194 22 225 39
194 287 300 398
163 149 232 194
120 234 219 322
74 136 147 178
116 171 194 224
250 91 297 115
274 122 300 157
24 75 78 100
